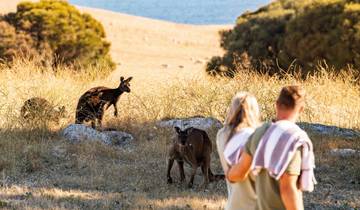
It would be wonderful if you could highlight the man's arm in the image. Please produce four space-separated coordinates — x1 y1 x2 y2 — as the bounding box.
226 152 252 182
279 173 302 210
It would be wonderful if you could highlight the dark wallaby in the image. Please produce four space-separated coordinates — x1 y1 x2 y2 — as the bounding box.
21 97 66 123
167 126 224 188
75 76 132 129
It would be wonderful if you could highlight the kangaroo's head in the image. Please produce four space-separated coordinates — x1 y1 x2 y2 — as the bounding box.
55 105 67 118
174 126 194 147
119 76 133 93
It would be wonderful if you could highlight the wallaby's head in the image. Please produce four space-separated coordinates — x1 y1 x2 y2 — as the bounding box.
54 105 67 119
174 126 194 146
119 76 133 93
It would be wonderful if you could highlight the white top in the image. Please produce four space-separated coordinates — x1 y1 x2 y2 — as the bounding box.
216 127 257 210
224 127 255 165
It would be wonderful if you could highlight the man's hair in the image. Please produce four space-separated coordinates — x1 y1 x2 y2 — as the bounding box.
276 85 305 110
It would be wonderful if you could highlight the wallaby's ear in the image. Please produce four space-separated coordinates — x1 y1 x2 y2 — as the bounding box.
120 76 124 82
174 126 181 134
58 106 66 115
126 77 133 82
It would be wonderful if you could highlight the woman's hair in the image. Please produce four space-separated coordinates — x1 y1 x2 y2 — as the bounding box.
223 92 260 143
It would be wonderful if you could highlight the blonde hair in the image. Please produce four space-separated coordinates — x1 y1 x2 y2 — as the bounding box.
223 92 260 143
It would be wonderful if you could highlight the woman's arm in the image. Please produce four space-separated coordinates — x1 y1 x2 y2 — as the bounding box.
227 152 252 182
216 133 230 174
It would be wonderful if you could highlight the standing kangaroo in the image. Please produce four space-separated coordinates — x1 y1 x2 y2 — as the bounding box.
75 76 133 129
167 127 224 188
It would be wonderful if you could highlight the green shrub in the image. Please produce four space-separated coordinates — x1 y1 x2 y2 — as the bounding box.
207 0 360 77
4 0 114 69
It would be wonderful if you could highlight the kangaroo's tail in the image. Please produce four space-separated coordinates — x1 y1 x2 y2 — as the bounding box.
209 168 225 182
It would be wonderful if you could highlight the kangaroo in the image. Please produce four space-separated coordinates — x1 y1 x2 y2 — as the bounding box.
75 76 132 129
167 126 224 188
20 97 66 124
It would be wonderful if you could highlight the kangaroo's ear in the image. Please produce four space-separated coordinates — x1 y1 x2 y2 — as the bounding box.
126 77 133 82
174 126 181 134
58 106 66 113
186 127 194 135
120 76 124 82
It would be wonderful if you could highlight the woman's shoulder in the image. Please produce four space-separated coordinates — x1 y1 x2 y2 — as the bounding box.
216 127 228 142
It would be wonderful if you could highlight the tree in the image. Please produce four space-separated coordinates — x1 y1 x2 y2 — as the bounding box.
4 0 114 69
0 20 36 63
207 0 360 77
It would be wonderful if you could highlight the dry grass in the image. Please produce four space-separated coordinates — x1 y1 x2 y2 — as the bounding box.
0 60 359 209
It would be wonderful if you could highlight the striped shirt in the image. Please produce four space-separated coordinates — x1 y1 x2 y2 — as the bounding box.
251 120 316 192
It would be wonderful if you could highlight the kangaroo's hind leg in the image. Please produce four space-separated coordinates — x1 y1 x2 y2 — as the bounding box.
177 160 185 182
200 157 210 189
167 158 175 184
188 164 198 188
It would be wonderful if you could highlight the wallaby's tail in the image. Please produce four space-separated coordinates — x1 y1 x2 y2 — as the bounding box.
209 168 225 182
213 174 225 181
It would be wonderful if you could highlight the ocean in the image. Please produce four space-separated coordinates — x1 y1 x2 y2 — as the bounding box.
69 0 271 25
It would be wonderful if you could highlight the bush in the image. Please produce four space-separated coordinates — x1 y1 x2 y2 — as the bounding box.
207 0 360 77
0 20 37 63
3 0 114 69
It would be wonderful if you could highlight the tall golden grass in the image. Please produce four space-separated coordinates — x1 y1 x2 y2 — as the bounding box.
0 59 359 209
1 58 359 130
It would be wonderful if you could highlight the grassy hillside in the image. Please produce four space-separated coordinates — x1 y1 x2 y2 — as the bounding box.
0 59 359 209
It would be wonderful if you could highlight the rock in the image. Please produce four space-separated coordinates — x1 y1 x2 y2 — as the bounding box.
330 149 359 157
194 59 205 64
161 64 169 68
103 131 134 146
158 117 223 131
298 122 360 139
61 124 134 146
179 65 184 69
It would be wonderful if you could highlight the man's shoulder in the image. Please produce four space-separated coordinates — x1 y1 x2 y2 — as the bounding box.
245 122 272 156
253 122 272 140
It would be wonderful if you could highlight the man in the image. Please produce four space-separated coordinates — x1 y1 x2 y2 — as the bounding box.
227 85 316 210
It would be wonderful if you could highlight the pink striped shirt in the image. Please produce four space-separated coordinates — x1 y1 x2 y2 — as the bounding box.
251 120 317 192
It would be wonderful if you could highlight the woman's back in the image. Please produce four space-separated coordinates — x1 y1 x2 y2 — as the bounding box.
216 127 257 210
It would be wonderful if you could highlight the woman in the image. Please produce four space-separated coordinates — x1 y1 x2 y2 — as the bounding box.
216 92 260 210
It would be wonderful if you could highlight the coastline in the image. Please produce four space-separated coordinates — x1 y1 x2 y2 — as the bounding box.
0 0 232 90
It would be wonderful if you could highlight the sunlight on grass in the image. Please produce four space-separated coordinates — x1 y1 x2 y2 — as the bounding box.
0 59 359 209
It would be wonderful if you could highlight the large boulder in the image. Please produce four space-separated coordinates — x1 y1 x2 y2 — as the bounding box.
157 117 223 131
61 124 133 146
298 122 360 139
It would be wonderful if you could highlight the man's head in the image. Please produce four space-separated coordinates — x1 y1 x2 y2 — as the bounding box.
276 85 306 122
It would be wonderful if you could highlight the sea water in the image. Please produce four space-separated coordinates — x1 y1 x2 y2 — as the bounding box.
69 0 271 25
